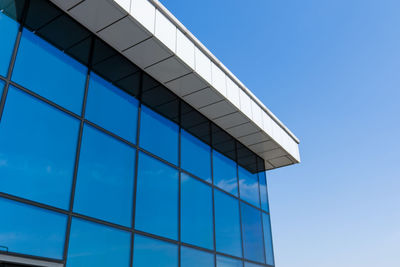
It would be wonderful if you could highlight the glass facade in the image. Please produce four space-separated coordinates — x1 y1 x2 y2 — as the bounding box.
0 2 275 267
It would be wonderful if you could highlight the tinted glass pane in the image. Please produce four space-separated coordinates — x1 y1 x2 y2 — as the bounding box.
181 246 214 267
239 167 260 207
241 203 265 263
133 234 178 267
135 152 178 239
259 172 269 213
12 29 86 114
262 213 275 266
73 125 135 226
181 173 213 249
0 12 18 77
214 190 242 257
216 255 242 267
245 263 264 267
0 197 67 259
86 73 138 143
0 87 79 209
67 218 130 267
139 105 178 165
181 129 211 182
213 150 238 196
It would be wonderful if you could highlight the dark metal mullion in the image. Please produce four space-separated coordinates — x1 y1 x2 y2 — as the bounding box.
256 161 268 265
0 1 29 122
209 121 217 267
236 141 245 267
62 35 95 264
130 71 144 267
178 98 182 267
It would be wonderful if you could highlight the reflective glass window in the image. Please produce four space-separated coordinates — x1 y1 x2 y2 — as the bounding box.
181 246 214 267
263 213 275 266
259 172 269 212
239 167 260 207
181 173 214 249
0 87 79 209
139 105 178 165
0 197 67 259
86 73 138 143
181 129 211 182
67 218 130 267
245 263 264 267
0 12 18 77
213 150 238 196
0 80 4 94
135 152 178 239
241 203 265 263
73 125 135 226
216 255 242 267
133 234 178 267
214 190 242 257
12 29 87 114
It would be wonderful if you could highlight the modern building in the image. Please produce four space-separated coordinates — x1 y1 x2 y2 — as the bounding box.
0 0 300 267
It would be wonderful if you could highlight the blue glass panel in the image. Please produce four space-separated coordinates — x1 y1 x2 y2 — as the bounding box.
139 105 178 165
73 125 135 226
0 12 18 77
0 87 79 209
213 150 238 196
181 246 214 267
241 203 265 263
86 73 138 143
214 190 242 257
239 167 260 207
216 255 242 267
0 197 67 259
67 218 130 267
12 29 86 114
135 152 178 239
245 263 264 267
181 173 213 249
259 172 269 212
133 234 178 267
262 213 275 266
181 129 211 182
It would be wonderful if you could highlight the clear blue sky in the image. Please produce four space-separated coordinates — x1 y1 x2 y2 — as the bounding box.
161 1 400 266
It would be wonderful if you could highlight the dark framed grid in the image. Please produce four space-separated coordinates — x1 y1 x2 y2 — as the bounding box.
0 1 275 267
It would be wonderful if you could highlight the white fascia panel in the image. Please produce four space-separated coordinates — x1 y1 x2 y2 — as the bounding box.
239 89 253 120
251 101 264 129
130 0 155 34
211 63 227 97
176 30 195 69
155 9 176 53
194 47 212 84
114 0 131 12
226 78 240 108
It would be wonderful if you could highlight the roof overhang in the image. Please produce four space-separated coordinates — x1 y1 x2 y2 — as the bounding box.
50 0 300 170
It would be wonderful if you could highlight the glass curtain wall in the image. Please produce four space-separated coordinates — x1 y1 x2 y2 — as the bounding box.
0 1 274 267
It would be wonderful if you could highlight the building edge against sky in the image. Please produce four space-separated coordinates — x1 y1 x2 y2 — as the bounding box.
0 0 300 267
50 0 300 170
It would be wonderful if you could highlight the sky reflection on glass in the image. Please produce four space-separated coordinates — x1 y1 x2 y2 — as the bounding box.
213 150 238 196
0 87 79 209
